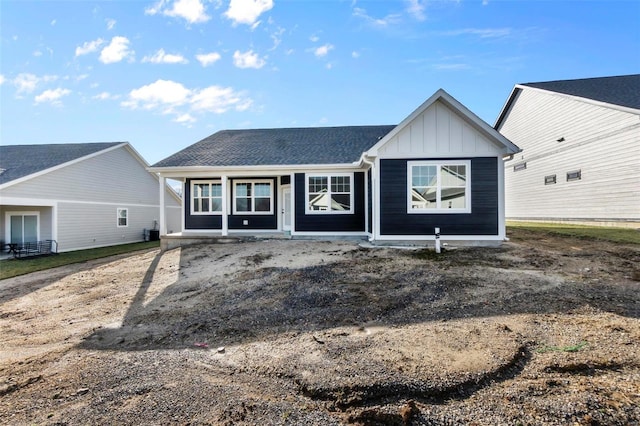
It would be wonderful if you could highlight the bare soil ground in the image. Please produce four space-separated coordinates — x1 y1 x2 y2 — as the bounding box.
1 229 639 425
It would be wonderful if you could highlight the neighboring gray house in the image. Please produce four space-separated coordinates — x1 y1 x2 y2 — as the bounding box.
495 74 640 227
0 142 181 252
150 89 520 247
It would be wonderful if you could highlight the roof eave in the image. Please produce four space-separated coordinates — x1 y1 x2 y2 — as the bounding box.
148 161 364 177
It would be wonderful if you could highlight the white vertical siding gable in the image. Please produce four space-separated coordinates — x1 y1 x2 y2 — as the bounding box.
375 100 505 158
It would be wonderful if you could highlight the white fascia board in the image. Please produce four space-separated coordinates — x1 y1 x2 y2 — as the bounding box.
0 142 128 191
516 84 640 116
292 231 368 237
0 196 58 207
374 234 504 241
493 85 522 130
367 89 520 157
151 163 364 178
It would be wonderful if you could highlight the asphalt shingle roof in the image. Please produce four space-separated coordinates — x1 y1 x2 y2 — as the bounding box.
0 142 123 185
151 125 396 168
523 74 640 110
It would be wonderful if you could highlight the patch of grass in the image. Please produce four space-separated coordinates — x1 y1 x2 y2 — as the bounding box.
0 241 160 280
536 341 588 354
508 221 640 245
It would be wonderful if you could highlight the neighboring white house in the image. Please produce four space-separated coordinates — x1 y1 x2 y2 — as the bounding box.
0 142 182 252
495 74 640 227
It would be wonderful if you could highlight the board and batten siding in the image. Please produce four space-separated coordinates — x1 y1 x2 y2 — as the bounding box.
377 100 505 158
500 88 640 221
372 98 506 240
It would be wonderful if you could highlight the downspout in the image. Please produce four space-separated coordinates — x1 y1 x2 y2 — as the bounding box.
361 155 375 242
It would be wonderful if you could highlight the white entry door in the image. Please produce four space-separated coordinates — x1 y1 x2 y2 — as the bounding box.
7 213 39 245
282 186 291 231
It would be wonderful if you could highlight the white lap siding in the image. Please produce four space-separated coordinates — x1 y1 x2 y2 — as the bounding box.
501 89 640 222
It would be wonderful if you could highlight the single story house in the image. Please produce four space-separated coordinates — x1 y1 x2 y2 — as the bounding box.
150 89 520 248
0 142 182 252
495 74 640 227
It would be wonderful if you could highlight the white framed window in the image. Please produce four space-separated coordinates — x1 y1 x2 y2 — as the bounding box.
305 173 354 214
233 180 273 215
191 180 223 215
117 208 128 227
407 160 471 214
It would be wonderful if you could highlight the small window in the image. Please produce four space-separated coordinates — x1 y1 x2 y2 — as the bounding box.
306 174 353 214
566 170 581 182
233 180 273 214
191 180 222 214
544 175 556 185
408 161 471 214
513 162 526 172
117 208 128 227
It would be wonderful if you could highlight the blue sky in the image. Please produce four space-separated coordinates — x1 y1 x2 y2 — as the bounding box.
1 0 639 165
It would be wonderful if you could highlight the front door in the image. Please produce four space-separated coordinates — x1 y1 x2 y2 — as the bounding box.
7 213 39 245
282 186 291 231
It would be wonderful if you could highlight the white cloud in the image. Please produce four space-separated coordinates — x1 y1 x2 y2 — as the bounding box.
14 73 40 94
353 7 402 28
310 35 320 42
225 0 273 26
51 19 56 26
122 79 253 123
405 0 426 21
142 48 189 64
106 18 116 30
191 85 252 113
122 79 191 110
75 38 104 57
146 0 210 24
35 88 71 105
33 50 43 57
195 52 221 66
99 36 134 64
233 50 266 69
437 28 511 38
269 27 285 51
312 43 334 58
93 91 119 100
0 75 5 85
432 63 470 70
351 51 360 58
174 113 196 124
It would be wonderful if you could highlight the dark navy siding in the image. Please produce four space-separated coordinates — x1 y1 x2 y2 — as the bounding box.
379 158 499 236
294 172 366 232
184 178 223 230
228 177 278 230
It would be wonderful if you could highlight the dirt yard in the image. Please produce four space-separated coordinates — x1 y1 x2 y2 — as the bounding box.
1 229 638 425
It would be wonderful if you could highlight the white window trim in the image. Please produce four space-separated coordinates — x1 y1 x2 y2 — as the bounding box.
5 211 41 244
232 179 274 215
190 180 223 215
117 208 129 228
407 160 471 214
305 173 355 215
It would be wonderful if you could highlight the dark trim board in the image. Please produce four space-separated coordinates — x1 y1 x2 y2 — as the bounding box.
379 157 499 236
294 172 366 232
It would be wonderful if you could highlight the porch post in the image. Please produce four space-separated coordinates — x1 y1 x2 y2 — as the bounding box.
221 175 228 236
159 175 166 235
